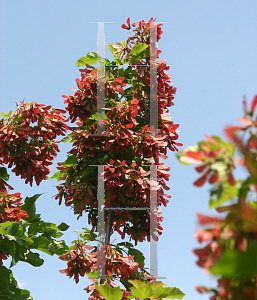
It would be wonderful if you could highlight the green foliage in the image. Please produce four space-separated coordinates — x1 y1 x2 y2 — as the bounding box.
46 153 78 181
0 194 69 266
0 266 32 300
90 111 107 121
95 284 123 300
107 44 122 62
87 270 98 279
21 251 44 267
0 193 70 298
58 222 69 231
210 240 257 279
176 145 199 165
20 194 42 223
209 180 241 209
0 166 12 189
62 155 77 167
128 280 185 299
115 242 145 269
127 248 145 269
129 43 149 65
60 133 75 144
45 171 66 181
1 111 14 119
0 167 10 181
95 279 185 300
0 221 40 268
73 227 97 242
76 52 98 66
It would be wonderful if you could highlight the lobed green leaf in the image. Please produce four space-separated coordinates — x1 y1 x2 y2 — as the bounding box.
95 283 123 300
128 279 185 299
76 52 98 67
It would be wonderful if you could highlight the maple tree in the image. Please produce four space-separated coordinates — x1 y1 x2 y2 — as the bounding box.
48 17 184 299
177 95 257 300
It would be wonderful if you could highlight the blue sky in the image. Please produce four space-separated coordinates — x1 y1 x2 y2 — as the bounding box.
0 1 257 299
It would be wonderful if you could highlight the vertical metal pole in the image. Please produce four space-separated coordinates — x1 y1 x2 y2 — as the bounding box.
149 20 158 278
97 165 105 282
150 20 158 136
150 164 158 278
97 22 105 136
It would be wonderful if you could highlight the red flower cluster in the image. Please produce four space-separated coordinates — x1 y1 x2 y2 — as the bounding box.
0 190 28 223
59 241 97 284
0 100 68 186
55 156 170 245
59 239 156 300
122 17 163 43
63 67 126 124
101 159 167 245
